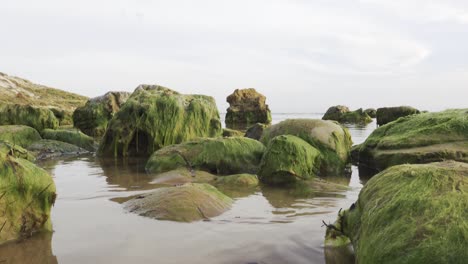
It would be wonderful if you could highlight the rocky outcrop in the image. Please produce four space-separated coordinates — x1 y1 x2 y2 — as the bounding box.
326 161 468 263
322 105 372 124
98 85 222 157
124 183 232 222
72 91 131 138
225 88 271 129
0 104 59 132
376 106 420 126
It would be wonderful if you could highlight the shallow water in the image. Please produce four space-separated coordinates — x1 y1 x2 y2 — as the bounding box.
0 114 376 264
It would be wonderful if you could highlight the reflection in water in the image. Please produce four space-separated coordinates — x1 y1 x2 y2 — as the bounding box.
0 232 57 264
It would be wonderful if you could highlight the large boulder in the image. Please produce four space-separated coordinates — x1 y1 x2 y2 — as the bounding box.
326 161 468 263
353 109 468 172
225 88 272 129
98 85 222 157
146 137 265 175
261 119 352 175
72 91 131 138
0 125 42 148
258 135 321 185
0 145 56 243
124 183 232 222
376 106 420 126
41 129 96 152
0 104 59 132
322 105 372 124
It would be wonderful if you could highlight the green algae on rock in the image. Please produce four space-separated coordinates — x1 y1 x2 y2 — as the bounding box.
353 109 468 172
222 128 244 137
0 148 56 243
28 139 89 160
0 104 59 132
225 88 272 130
258 135 321 185
99 85 222 158
124 183 232 222
0 141 36 162
41 129 96 152
363 108 376 118
73 91 131 138
376 106 420 126
322 105 372 124
261 119 353 176
0 125 42 148
244 123 270 141
215 173 259 188
326 161 468 264
146 137 266 175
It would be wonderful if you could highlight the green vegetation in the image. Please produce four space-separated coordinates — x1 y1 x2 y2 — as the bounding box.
322 106 372 124
258 135 321 185
215 174 259 188
0 104 59 132
41 129 96 152
326 161 468 264
376 106 420 126
225 88 272 129
364 108 376 118
0 125 42 148
146 137 266 175
98 85 222 157
124 183 232 222
261 119 352 176
222 128 244 137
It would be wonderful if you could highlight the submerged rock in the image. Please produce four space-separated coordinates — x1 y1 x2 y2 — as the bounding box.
73 91 131 138
215 173 259 188
258 135 321 185
146 137 265 175
0 125 42 148
0 147 56 243
0 104 59 132
376 106 420 126
225 88 272 129
222 128 244 137
322 105 372 124
28 139 89 160
124 183 232 222
353 109 468 172
261 119 352 176
41 129 96 152
244 123 270 141
99 85 222 157
326 161 468 263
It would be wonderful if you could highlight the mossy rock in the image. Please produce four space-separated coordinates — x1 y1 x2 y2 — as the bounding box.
326 161 468 264
150 168 217 186
0 125 42 148
376 106 420 126
363 108 376 118
0 149 56 244
244 123 270 141
73 91 131 138
124 183 233 222
215 174 259 188
27 139 89 160
41 129 96 152
50 108 73 126
146 137 266 175
225 88 272 130
354 109 468 172
222 128 244 137
0 141 36 162
322 106 372 124
261 119 353 176
258 135 321 185
99 85 222 157
0 104 59 132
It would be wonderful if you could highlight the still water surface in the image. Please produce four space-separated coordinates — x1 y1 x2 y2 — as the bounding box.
0 114 376 264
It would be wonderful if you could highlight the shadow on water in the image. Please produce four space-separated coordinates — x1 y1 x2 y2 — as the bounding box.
0 232 57 264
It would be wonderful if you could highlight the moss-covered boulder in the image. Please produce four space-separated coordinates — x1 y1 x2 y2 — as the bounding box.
244 123 270 141
261 119 353 176
0 148 56 243
322 106 372 124
376 106 420 126
99 85 222 157
363 108 376 118
0 125 42 148
41 129 96 152
146 137 265 175
258 135 321 185
215 173 259 188
72 91 131 138
222 128 244 137
0 104 59 132
353 109 468 172
326 161 468 264
124 183 232 222
225 88 271 130
28 139 89 160
0 141 36 162
150 168 216 186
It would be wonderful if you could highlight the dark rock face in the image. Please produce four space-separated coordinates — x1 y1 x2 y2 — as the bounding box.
225 88 271 130
73 91 131 138
322 105 372 124
376 106 420 126
244 123 270 140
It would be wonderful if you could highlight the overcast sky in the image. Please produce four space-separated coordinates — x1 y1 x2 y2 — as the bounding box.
1 0 467 112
